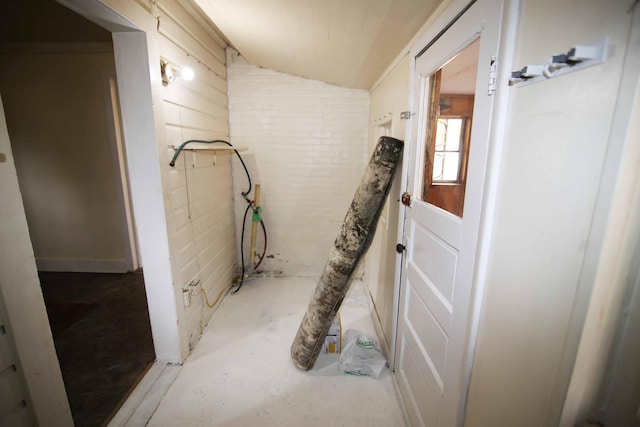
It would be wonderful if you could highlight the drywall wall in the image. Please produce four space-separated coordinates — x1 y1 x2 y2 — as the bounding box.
226 50 370 277
0 95 73 426
0 51 131 273
365 53 410 353
560 18 640 424
464 0 636 425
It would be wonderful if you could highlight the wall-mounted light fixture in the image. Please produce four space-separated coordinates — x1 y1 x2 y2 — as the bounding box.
160 60 195 85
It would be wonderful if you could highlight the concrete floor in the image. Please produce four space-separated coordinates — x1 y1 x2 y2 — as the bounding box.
147 277 408 426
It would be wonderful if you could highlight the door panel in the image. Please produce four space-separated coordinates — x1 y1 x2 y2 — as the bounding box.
395 0 503 425
398 334 437 427
407 265 453 334
406 282 449 380
413 201 462 250
411 224 458 302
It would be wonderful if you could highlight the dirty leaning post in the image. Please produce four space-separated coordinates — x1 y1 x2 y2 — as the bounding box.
290 136 404 371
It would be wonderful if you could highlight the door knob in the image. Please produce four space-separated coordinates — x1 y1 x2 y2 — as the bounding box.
396 243 406 253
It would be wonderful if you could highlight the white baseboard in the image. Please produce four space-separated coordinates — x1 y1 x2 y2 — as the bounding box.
362 280 392 362
36 258 131 273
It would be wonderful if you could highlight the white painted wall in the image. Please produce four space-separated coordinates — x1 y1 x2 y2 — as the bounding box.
226 50 370 277
0 95 73 426
560 16 640 424
138 0 237 350
464 1 637 425
365 53 410 354
0 50 131 273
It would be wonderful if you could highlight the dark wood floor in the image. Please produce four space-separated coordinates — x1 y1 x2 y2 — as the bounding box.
39 271 155 427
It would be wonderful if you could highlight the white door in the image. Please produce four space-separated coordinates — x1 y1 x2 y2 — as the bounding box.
394 1 503 425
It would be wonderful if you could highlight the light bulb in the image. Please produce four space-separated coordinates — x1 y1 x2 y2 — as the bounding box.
181 66 195 81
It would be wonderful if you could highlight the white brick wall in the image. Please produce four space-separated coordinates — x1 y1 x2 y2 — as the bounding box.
227 49 370 277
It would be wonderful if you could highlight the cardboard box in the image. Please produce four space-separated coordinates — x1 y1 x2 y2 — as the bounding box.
323 313 342 354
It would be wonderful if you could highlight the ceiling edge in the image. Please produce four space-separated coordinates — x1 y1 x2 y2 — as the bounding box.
178 0 231 49
369 0 451 92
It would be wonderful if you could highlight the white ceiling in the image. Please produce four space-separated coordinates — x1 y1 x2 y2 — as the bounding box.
193 0 444 89
440 38 480 94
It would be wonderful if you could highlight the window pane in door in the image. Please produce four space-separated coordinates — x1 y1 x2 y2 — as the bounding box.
421 38 479 217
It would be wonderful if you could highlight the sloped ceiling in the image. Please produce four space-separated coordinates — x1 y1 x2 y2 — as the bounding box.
193 0 444 89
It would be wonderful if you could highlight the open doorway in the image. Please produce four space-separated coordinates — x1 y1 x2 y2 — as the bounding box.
0 1 155 425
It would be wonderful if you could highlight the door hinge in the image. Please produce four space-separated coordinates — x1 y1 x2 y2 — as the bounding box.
400 111 414 120
401 192 412 207
488 55 498 95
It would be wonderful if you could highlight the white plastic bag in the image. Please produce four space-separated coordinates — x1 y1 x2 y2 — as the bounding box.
338 329 387 378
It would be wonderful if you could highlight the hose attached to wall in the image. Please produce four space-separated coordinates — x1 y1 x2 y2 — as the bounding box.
169 139 267 294
170 139 252 201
